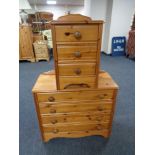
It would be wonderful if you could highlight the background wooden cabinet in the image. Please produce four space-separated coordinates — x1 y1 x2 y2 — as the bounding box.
19 25 35 62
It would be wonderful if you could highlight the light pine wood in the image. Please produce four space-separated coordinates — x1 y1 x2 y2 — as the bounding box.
39 101 113 114
55 25 99 42
32 71 118 92
57 44 97 62
51 14 103 89
32 71 119 142
58 63 96 76
44 129 109 142
59 76 96 89
43 121 110 133
37 89 114 102
41 112 111 124
19 25 35 62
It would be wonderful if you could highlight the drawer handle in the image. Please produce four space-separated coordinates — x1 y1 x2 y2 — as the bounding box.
96 125 103 130
74 68 81 75
48 96 55 102
98 94 106 99
96 117 102 121
50 109 56 113
98 107 103 111
64 83 90 89
51 120 58 124
74 51 81 58
53 129 59 134
74 31 81 39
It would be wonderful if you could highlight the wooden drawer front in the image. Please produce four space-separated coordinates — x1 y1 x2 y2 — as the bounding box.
55 25 99 42
39 101 113 114
59 76 96 89
58 63 96 76
43 122 110 133
37 90 114 102
57 45 97 62
41 112 111 124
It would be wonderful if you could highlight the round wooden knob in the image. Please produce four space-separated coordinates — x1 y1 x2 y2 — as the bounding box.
74 51 81 58
48 96 55 102
98 107 103 111
53 129 59 133
96 117 102 121
74 31 81 39
74 68 81 75
50 109 56 113
51 120 58 124
98 94 105 99
96 125 102 130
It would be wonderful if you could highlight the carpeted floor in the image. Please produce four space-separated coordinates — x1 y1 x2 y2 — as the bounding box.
19 53 135 155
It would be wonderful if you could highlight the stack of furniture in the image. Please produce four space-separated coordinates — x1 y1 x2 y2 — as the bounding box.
32 14 119 142
19 25 35 62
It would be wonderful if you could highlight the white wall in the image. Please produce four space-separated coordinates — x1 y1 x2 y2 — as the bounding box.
106 0 135 54
26 5 84 20
103 0 113 53
89 0 108 51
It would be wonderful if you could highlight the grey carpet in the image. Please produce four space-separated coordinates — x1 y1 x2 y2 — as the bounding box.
19 53 135 155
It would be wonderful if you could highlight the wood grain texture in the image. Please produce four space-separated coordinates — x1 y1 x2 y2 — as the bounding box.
41 112 111 124
44 129 109 142
58 63 96 76
57 44 97 62
32 71 118 142
51 14 103 89
55 25 99 42
19 25 35 62
32 71 119 92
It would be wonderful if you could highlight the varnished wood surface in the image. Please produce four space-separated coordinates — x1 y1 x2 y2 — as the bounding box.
51 14 103 89
58 63 96 76
44 129 109 142
57 44 97 62
51 14 103 24
32 71 118 142
19 25 35 62
39 101 113 114
55 25 99 42
41 111 111 124
32 71 118 92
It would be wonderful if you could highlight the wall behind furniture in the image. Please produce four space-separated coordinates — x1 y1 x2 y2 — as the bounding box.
106 0 135 54
89 0 108 52
26 5 84 20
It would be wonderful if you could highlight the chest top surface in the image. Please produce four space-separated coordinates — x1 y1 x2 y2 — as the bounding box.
32 70 118 92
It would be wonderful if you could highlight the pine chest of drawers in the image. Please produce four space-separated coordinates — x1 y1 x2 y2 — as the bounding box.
32 71 118 142
51 14 103 90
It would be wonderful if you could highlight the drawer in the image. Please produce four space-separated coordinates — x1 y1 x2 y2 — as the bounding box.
58 63 96 76
37 90 114 102
59 76 96 89
43 122 110 133
41 112 111 124
57 45 97 62
55 25 99 42
39 101 113 114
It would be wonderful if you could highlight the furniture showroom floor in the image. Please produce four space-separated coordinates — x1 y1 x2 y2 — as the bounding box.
19 53 135 155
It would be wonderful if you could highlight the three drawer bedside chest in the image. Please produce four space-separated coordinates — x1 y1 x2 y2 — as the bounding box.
32 14 119 142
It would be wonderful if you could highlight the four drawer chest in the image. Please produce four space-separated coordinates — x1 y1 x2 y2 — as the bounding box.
51 14 103 90
32 14 119 142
